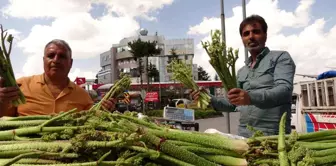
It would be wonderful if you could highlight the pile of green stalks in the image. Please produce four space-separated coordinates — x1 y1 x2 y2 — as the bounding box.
245 112 336 166
2 106 336 165
0 24 26 106
0 109 250 166
201 29 238 91
169 60 211 109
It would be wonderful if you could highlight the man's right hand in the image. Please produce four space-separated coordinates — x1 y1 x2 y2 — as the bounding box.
0 77 20 104
189 87 208 101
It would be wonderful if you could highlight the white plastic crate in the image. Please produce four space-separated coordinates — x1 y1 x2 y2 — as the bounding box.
163 107 195 121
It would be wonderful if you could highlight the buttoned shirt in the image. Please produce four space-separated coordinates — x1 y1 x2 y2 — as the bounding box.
8 74 93 116
210 47 296 138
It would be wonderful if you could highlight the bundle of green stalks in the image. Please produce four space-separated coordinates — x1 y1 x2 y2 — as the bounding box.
0 24 26 106
201 29 238 91
245 112 336 166
90 73 131 111
169 60 211 109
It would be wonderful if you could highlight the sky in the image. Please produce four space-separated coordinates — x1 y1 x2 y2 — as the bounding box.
1 0 336 83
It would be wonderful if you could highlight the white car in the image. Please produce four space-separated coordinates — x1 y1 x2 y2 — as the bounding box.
172 98 191 107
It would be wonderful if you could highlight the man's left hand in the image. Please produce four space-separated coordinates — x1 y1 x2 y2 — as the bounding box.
227 88 251 106
101 98 117 111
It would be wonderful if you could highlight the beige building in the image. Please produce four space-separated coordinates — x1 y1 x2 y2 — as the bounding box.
97 29 198 84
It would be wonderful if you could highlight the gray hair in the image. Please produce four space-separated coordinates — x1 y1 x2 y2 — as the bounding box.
44 39 72 57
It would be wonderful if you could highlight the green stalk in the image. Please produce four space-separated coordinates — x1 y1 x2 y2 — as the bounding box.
315 139 336 143
148 128 249 154
1 115 52 121
110 113 162 130
11 161 132 166
128 146 193 166
166 140 202 147
0 158 60 164
0 126 86 141
0 150 34 158
200 155 247 166
299 134 336 142
296 142 336 150
253 159 280 165
181 146 242 157
142 132 217 166
0 140 124 151
1 151 78 166
0 141 71 151
278 112 290 166
310 147 336 157
40 108 77 127
311 154 336 165
297 129 336 140
0 120 46 129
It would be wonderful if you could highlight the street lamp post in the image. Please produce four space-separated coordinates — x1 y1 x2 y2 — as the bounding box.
242 0 248 63
220 0 231 134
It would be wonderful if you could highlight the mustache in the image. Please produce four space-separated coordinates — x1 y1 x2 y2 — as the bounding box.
247 40 258 45
50 64 63 68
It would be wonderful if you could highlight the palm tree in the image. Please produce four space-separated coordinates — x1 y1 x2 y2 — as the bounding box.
167 47 179 64
128 38 161 112
128 38 161 87
148 62 160 83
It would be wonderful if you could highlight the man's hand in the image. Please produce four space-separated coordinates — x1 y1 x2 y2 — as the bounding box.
0 77 20 104
101 98 117 111
189 87 208 101
227 88 251 106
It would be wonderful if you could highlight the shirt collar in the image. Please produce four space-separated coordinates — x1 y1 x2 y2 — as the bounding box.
36 73 75 89
245 47 270 66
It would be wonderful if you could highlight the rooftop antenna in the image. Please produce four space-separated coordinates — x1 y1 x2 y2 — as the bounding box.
138 19 142 37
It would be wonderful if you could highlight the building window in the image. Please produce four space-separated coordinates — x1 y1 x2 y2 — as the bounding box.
117 46 130 53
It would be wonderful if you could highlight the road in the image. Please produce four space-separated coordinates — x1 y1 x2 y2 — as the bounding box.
195 112 240 135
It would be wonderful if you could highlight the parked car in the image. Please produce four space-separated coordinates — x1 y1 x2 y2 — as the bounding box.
115 102 128 113
172 98 192 108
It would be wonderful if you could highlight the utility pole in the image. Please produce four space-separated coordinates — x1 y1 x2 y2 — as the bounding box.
242 0 248 63
220 0 231 134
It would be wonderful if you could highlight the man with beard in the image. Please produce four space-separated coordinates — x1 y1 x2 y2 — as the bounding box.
0 39 117 116
191 15 296 138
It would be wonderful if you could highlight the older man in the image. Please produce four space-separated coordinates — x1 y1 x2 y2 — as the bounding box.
191 15 296 138
0 39 116 116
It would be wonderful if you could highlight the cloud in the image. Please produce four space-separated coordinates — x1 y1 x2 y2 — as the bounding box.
1 0 92 19
15 13 139 80
97 0 174 21
2 0 174 80
1 0 174 21
68 68 99 81
188 0 334 83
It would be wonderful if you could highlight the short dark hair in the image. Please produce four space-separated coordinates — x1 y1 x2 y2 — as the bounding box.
239 14 268 36
44 39 72 58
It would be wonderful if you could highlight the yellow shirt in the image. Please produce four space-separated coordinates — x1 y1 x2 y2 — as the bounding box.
10 74 93 116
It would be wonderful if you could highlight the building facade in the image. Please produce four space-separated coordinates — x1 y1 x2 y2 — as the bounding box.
97 29 198 84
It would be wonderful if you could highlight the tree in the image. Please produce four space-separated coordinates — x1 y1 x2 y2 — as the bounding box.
128 38 162 89
148 62 160 83
214 74 219 81
94 74 98 84
198 66 210 81
167 48 180 74
167 48 179 64
128 38 162 112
